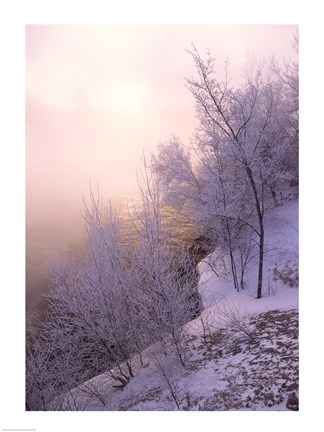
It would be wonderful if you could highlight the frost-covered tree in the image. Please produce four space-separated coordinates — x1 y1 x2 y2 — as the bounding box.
196 138 257 291
26 165 200 409
186 46 299 298
271 32 299 191
152 44 298 299
26 331 59 411
152 135 254 292
129 156 200 365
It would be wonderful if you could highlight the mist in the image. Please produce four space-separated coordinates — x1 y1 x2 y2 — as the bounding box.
26 98 195 313
26 24 298 320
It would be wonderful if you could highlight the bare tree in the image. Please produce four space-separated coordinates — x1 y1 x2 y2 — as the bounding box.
45 189 143 384
153 45 298 299
27 161 200 409
271 31 299 194
186 47 282 299
152 133 256 294
129 156 199 366
213 299 258 344
26 331 58 411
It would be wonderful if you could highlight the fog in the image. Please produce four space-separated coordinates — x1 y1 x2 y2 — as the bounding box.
26 25 297 320
26 98 195 314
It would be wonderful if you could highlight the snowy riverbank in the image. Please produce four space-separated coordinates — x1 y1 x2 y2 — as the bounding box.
56 199 298 411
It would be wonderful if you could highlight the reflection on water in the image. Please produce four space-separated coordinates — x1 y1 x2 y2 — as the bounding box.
26 199 197 330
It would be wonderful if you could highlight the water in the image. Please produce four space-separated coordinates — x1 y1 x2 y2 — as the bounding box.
26 199 199 330
26 210 84 327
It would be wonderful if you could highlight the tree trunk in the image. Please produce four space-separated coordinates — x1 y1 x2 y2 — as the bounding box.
229 247 239 292
256 223 264 299
245 165 264 299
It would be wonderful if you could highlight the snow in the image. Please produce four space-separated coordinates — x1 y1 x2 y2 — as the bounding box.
56 199 298 412
198 199 298 315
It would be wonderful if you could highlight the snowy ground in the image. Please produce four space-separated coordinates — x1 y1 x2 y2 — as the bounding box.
198 199 298 313
57 200 298 411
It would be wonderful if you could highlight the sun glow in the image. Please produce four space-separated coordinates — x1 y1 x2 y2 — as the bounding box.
108 81 148 114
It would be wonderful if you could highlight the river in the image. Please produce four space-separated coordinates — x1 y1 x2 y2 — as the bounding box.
26 199 201 330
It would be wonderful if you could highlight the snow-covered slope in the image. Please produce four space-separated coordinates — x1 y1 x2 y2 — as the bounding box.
198 199 298 314
58 200 298 411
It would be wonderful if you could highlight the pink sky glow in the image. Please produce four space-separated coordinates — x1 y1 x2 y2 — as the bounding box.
26 25 297 216
25 25 298 306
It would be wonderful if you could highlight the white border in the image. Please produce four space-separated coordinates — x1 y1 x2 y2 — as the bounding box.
1 0 323 430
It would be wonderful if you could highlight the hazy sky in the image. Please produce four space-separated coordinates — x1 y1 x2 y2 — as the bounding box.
25 25 298 309
26 25 298 222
